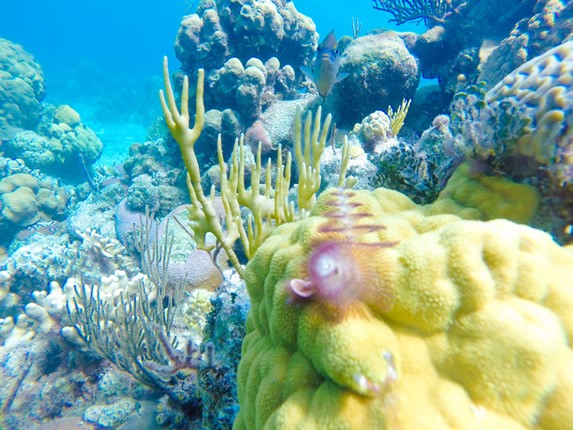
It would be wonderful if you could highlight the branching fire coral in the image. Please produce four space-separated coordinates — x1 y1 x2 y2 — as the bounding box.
159 57 351 274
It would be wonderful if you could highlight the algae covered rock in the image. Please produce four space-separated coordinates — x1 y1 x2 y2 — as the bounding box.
234 186 573 430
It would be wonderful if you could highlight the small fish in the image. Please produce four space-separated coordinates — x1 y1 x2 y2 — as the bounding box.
300 30 349 100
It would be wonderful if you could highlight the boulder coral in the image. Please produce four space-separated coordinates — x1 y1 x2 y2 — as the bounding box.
0 173 68 228
175 0 316 73
330 31 420 128
0 38 46 139
234 186 573 430
4 104 103 181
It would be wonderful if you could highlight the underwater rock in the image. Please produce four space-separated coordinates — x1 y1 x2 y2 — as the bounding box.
198 270 249 429
330 31 420 128
0 38 46 140
83 397 139 428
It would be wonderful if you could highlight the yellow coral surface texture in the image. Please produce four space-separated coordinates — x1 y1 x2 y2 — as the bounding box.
233 186 573 430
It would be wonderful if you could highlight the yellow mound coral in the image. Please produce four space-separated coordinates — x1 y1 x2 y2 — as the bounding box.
234 187 573 430
435 162 539 224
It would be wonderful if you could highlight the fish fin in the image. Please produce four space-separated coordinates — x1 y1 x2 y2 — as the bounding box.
300 65 315 82
336 72 349 83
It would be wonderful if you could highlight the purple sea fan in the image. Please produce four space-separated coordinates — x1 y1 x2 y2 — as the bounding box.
286 239 395 316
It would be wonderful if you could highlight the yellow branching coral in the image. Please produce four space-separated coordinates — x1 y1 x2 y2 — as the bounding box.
160 58 351 270
387 98 411 137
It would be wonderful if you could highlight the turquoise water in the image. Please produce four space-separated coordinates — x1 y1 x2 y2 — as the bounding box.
2 1 416 165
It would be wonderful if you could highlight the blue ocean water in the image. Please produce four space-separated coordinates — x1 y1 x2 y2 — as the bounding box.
2 0 417 165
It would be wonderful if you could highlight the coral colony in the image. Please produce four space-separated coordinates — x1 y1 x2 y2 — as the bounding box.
1 1 573 429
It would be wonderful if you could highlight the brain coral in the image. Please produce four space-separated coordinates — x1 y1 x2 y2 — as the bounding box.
234 186 573 430
0 38 46 139
450 41 573 188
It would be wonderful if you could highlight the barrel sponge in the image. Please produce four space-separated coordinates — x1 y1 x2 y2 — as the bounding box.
233 187 573 430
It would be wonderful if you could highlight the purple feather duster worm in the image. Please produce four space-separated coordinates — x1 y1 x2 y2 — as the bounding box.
286 189 397 317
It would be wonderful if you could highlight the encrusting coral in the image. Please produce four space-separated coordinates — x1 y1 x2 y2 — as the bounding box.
161 57 573 430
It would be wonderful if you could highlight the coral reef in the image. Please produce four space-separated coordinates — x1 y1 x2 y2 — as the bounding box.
153 204 225 292
0 38 46 140
372 0 456 25
330 31 420 128
447 41 573 241
0 170 71 250
122 138 181 179
160 59 352 274
125 173 187 217
368 126 452 204
0 174 69 228
205 56 298 125
175 0 316 73
485 41 573 184
197 270 249 429
479 0 573 88
243 95 317 157
169 0 317 160
396 0 538 109
3 104 103 184
351 110 397 154
160 53 573 430
234 186 573 429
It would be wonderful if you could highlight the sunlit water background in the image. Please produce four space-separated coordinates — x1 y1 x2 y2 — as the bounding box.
2 0 422 164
